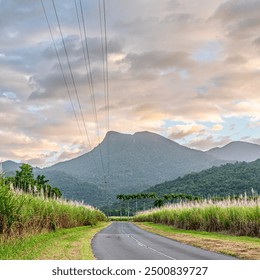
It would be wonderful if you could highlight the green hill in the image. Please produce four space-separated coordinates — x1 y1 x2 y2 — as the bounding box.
145 159 260 198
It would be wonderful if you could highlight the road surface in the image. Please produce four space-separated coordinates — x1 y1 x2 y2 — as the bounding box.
92 222 237 260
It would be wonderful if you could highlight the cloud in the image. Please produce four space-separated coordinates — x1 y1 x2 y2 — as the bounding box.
224 55 247 65
211 124 223 131
253 37 260 47
212 0 260 39
187 135 231 151
57 151 79 163
221 101 260 122
0 0 259 166
123 51 194 73
168 124 205 140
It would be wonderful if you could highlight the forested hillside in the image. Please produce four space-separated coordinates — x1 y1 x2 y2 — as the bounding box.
145 159 260 197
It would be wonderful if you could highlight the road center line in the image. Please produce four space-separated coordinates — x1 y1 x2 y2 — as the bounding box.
127 234 176 260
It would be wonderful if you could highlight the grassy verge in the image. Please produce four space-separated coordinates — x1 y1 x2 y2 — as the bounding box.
135 222 260 260
0 222 110 260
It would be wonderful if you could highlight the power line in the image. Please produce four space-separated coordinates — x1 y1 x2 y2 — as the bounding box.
50 0 98 170
98 0 109 173
51 0 90 147
77 0 106 179
98 0 110 136
103 0 110 137
41 1 111 209
98 0 110 215
78 0 110 216
101 0 110 178
40 0 86 149
103 0 110 215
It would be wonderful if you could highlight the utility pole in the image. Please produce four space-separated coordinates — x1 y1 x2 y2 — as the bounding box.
104 174 109 217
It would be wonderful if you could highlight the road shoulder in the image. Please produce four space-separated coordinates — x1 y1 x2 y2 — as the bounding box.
134 222 260 260
0 222 110 260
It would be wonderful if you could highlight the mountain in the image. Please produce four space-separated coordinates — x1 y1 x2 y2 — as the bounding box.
143 159 260 198
39 131 226 206
206 141 260 162
37 170 106 206
2 160 22 175
2 133 259 208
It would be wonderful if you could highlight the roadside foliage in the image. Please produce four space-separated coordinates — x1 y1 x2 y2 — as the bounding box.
134 195 260 237
0 184 106 240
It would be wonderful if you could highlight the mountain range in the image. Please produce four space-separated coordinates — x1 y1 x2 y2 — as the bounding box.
206 141 260 162
2 131 260 207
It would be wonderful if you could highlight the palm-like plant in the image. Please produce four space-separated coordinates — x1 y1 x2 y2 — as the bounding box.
116 194 125 218
124 194 133 218
154 198 164 208
133 193 143 213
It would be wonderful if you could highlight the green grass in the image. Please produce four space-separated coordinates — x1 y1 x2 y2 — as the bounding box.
135 222 260 259
137 222 260 243
0 222 110 260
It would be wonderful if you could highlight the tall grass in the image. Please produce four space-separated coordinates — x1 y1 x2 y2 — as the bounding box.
0 185 106 240
134 196 260 237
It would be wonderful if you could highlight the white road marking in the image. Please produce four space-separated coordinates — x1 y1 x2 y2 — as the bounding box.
128 234 176 260
121 222 176 259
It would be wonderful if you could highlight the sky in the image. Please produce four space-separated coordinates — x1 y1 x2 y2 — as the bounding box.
0 0 259 167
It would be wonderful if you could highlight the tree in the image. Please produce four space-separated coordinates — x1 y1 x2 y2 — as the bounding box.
133 193 142 213
116 194 125 218
163 194 172 202
36 174 49 187
140 193 158 210
154 198 164 208
15 164 34 192
148 192 157 200
12 164 62 199
51 187 62 198
140 193 149 210
123 194 133 219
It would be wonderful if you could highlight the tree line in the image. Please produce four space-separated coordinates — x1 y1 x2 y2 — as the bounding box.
116 192 200 217
1 163 62 198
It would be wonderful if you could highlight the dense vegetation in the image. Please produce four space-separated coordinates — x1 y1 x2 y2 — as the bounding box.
134 196 260 237
3 163 62 199
0 164 106 240
0 185 106 239
107 160 260 215
35 170 106 207
145 159 260 198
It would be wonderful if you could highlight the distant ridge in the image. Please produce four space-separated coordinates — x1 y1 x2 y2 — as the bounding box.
38 131 226 205
206 141 260 162
2 160 22 175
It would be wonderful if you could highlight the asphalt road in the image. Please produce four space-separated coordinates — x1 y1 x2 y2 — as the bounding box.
92 222 237 260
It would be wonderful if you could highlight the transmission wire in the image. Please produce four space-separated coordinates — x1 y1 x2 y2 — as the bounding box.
40 0 86 150
51 0 98 170
98 0 111 215
77 0 106 180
